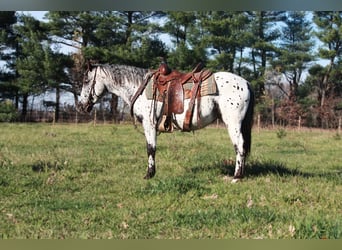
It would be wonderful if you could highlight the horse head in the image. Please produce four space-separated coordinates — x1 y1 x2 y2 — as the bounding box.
77 63 103 113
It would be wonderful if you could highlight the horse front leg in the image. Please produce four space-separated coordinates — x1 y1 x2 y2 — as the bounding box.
143 122 157 179
144 142 156 179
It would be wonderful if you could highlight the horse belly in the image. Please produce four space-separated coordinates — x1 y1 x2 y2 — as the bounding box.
174 96 217 130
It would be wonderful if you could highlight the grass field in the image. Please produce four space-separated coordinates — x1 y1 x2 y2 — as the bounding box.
0 123 341 239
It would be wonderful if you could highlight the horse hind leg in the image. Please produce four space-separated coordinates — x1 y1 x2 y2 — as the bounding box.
219 99 253 182
221 115 248 183
233 112 253 183
231 89 253 182
232 140 246 183
231 126 247 183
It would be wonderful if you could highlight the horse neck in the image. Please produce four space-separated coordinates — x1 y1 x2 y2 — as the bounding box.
101 66 144 106
105 81 135 106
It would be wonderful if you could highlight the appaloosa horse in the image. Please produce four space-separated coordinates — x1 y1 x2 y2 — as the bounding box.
77 64 254 183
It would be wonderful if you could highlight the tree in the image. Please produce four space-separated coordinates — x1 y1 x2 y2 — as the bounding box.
84 11 166 68
14 14 48 120
0 11 18 104
273 11 314 98
46 11 99 49
200 11 249 72
247 11 286 98
162 11 207 70
163 11 197 46
43 47 73 122
313 11 342 107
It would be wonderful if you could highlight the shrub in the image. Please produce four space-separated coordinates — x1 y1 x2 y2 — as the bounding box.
0 100 19 122
276 128 287 139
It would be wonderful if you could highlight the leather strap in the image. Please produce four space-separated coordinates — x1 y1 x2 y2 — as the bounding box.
130 71 156 116
183 72 203 132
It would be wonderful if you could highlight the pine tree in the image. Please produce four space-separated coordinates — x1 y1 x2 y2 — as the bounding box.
14 14 48 120
163 11 196 46
313 11 342 107
0 11 18 104
273 11 314 98
200 11 249 72
164 11 206 70
43 47 73 122
247 11 286 98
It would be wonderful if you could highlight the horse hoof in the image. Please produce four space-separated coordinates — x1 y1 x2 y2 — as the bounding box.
143 174 152 180
143 169 156 179
231 178 242 183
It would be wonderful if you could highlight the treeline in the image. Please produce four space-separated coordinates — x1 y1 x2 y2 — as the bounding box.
1 11 342 128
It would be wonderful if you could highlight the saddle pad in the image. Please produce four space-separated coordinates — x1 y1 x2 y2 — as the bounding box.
145 74 217 100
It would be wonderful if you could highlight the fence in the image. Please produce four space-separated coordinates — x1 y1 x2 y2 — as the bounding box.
254 113 342 133
23 106 131 124
7 104 342 135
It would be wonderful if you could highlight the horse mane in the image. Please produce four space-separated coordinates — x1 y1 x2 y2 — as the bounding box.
97 64 149 87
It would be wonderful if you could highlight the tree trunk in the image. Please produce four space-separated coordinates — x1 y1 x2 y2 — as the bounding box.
21 93 28 122
55 85 60 122
237 48 243 76
111 94 119 123
251 49 257 78
320 60 333 107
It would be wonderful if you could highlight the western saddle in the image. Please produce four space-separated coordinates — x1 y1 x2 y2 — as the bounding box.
130 62 212 132
154 62 212 132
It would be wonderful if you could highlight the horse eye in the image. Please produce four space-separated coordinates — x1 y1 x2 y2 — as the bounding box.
83 77 90 84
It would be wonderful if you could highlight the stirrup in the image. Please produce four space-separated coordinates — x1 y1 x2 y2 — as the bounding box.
157 115 173 133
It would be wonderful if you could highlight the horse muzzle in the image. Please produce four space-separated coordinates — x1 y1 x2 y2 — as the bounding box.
76 101 94 114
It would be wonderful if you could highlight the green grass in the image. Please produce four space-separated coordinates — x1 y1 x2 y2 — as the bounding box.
0 123 341 239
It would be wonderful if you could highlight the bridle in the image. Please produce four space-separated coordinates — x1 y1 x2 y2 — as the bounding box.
83 65 99 112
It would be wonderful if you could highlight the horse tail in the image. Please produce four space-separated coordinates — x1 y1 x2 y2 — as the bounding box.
241 84 254 157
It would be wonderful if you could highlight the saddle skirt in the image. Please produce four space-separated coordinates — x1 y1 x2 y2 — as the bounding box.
145 73 217 101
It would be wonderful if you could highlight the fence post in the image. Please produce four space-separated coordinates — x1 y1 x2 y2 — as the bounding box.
52 110 55 126
298 116 301 131
271 98 275 129
75 110 78 124
93 109 97 127
338 116 341 134
257 114 260 133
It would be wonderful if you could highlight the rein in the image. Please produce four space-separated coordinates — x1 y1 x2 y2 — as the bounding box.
84 66 99 111
89 66 99 100
130 70 156 117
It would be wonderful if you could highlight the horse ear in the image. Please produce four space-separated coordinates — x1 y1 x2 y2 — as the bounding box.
86 60 94 72
86 59 100 72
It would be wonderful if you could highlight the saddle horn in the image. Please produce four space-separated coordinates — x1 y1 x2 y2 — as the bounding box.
159 57 171 75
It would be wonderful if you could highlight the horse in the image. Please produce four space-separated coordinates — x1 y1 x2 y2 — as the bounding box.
77 64 254 183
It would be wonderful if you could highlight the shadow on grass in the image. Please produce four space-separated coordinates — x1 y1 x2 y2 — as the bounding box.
31 160 64 172
191 159 342 182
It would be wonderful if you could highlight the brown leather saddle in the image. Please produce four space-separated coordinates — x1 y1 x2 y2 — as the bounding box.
153 63 212 132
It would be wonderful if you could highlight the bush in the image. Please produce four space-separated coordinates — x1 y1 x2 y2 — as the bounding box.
0 100 19 122
276 128 287 139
